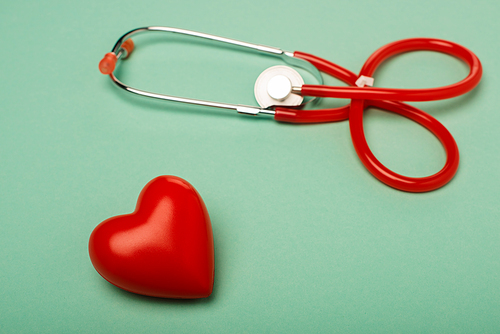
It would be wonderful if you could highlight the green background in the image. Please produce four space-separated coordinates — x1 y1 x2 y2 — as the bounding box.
1 0 499 332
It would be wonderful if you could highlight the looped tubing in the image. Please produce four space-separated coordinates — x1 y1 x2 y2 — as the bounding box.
275 38 482 192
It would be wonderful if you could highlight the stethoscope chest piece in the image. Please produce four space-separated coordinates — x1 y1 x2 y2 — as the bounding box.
254 65 304 108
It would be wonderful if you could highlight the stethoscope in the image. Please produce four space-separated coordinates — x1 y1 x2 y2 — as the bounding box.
99 26 482 193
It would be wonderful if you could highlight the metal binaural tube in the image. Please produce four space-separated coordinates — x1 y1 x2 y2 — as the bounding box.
102 26 323 117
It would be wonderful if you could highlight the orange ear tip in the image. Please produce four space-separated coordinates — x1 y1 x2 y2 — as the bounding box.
121 39 134 58
99 52 117 74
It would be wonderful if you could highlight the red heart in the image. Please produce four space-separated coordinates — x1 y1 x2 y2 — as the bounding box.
88 176 214 299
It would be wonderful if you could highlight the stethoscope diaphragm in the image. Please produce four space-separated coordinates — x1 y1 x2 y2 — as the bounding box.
254 65 304 108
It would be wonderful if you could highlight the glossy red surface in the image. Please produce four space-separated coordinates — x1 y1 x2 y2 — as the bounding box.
275 38 482 192
89 176 214 299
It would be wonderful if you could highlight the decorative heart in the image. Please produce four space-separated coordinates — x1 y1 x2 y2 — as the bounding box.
89 176 214 299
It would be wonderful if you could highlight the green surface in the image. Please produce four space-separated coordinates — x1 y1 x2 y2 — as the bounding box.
1 0 499 332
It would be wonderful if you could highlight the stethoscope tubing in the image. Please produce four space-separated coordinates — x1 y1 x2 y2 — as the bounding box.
302 39 481 102
276 38 482 192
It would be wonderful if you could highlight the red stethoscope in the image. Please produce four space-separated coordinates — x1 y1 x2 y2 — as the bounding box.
99 26 482 193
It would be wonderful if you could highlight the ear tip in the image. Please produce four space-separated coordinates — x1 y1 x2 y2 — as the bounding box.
121 39 134 58
99 52 117 75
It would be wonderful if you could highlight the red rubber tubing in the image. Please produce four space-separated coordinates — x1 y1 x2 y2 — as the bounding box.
274 38 482 192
